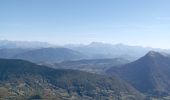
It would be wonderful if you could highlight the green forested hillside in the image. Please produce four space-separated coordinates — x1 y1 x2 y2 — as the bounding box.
0 59 144 100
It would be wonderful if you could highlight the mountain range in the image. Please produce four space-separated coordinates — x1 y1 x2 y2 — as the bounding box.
0 40 170 61
66 42 170 61
1 40 170 99
13 48 87 63
107 51 170 99
0 40 54 49
0 48 31 59
0 58 144 100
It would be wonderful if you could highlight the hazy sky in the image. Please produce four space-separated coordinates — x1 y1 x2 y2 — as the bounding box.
0 0 170 49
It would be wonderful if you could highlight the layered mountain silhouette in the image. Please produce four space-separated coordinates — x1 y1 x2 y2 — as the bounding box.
66 42 153 61
107 51 170 98
0 48 30 59
13 48 87 63
1 40 170 62
0 59 144 100
0 40 53 49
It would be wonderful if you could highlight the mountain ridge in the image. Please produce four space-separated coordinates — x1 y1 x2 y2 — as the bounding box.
0 40 55 49
106 51 170 98
13 47 87 63
0 58 144 100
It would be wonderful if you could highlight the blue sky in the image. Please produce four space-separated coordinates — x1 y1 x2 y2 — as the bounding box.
0 0 170 49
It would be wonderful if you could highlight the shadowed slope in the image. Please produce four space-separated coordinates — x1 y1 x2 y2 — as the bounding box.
0 59 144 100
107 51 170 97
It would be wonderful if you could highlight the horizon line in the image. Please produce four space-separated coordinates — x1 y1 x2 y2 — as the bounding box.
0 39 169 50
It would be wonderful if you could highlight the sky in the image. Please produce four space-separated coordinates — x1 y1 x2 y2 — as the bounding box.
0 0 170 49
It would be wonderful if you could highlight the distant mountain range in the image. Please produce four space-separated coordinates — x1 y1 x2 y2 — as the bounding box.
107 51 170 98
13 48 87 63
0 48 30 59
0 59 144 100
0 40 54 49
66 42 170 61
1 40 170 62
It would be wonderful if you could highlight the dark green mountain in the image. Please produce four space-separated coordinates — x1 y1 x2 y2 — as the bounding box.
0 59 144 100
13 48 87 63
107 51 170 98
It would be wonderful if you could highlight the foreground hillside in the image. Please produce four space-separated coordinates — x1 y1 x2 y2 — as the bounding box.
0 59 144 100
107 51 170 99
